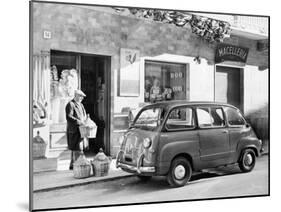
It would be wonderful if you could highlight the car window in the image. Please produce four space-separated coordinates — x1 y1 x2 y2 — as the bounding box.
197 108 212 127
197 107 225 128
166 107 195 130
210 108 225 126
134 107 164 131
224 107 245 126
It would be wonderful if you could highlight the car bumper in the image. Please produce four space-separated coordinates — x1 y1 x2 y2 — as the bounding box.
116 150 156 174
117 162 156 173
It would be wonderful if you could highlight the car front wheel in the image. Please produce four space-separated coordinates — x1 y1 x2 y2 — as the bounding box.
238 149 256 172
167 157 192 187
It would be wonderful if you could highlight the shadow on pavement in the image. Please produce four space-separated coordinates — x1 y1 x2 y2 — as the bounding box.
98 165 244 195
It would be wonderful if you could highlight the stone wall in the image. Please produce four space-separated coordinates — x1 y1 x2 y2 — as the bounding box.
32 3 268 66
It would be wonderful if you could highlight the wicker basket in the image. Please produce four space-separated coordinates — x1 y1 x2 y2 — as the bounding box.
33 131 47 158
91 149 112 177
87 126 97 138
91 160 111 177
33 142 47 158
79 126 88 138
79 125 97 138
73 154 91 179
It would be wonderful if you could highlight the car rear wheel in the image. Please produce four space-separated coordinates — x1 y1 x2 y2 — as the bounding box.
238 149 256 172
137 175 152 182
167 157 192 187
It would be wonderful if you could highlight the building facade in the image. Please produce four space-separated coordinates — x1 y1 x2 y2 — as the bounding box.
31 2 269 161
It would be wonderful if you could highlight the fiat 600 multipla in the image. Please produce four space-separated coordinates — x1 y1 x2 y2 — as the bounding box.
116 101 263 187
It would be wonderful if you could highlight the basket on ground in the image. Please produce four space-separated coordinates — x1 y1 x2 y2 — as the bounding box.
73 154 91 179
33 131 47 158
91 148 112 177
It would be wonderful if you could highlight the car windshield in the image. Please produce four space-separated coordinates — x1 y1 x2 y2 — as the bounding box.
132 107 164 131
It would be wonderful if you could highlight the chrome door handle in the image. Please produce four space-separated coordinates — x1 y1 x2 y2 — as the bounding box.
222 130 228 133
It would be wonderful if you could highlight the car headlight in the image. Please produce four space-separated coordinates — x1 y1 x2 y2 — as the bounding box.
118 135 125 145
143 138 152 149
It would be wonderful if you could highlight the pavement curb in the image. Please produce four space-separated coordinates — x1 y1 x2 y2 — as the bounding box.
33 173 134 193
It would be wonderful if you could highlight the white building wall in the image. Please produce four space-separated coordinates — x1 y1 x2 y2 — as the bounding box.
189 59 215 101
114 59 144 113
114 54 215 113
243 65 268 116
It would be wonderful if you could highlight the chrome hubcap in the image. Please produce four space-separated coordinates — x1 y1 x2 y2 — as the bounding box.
244 153 253 166
174 165 186 180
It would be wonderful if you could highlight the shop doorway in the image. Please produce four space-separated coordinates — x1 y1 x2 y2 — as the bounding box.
215 66 243 111
81 55 110 154
50 50 111 155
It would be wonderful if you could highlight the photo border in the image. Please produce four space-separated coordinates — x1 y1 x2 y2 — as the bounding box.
29 1 270 211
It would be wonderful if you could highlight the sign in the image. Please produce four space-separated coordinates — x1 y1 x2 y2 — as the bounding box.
43 30 52 39
119 48 140 96
215 44 249 64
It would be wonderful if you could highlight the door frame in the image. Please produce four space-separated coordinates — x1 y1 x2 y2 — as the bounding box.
214 64 244 113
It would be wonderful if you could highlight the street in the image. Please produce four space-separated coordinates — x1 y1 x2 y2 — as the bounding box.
33 155 269 210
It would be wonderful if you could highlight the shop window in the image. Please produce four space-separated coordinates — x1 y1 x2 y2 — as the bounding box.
50 51 79 124
33 52 50 127
145 61 187 103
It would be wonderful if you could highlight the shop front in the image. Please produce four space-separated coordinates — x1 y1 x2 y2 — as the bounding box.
32 49 112 169
32 3 268 163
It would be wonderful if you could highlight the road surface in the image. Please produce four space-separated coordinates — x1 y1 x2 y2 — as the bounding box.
33 155 269 210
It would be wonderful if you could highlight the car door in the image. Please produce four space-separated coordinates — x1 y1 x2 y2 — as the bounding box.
196 106 231 164
158 106 200 169
223 106 250 161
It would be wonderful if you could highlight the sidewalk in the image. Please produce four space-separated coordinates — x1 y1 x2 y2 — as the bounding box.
33 159 133 193
34 140 269 193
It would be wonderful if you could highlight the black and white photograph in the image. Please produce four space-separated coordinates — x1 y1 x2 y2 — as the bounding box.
29 0 269 211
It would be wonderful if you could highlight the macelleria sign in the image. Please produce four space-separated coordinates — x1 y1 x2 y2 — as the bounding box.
215 43 249 63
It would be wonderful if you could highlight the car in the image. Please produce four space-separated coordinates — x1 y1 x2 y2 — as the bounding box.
116 101 263 187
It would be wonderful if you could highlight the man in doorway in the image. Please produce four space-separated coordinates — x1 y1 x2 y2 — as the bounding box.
65 89 87 170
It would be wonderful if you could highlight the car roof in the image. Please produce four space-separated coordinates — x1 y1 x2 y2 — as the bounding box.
143 100 239 110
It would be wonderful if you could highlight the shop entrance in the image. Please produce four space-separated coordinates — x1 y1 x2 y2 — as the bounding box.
215 66 243 111
50 50 111 155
